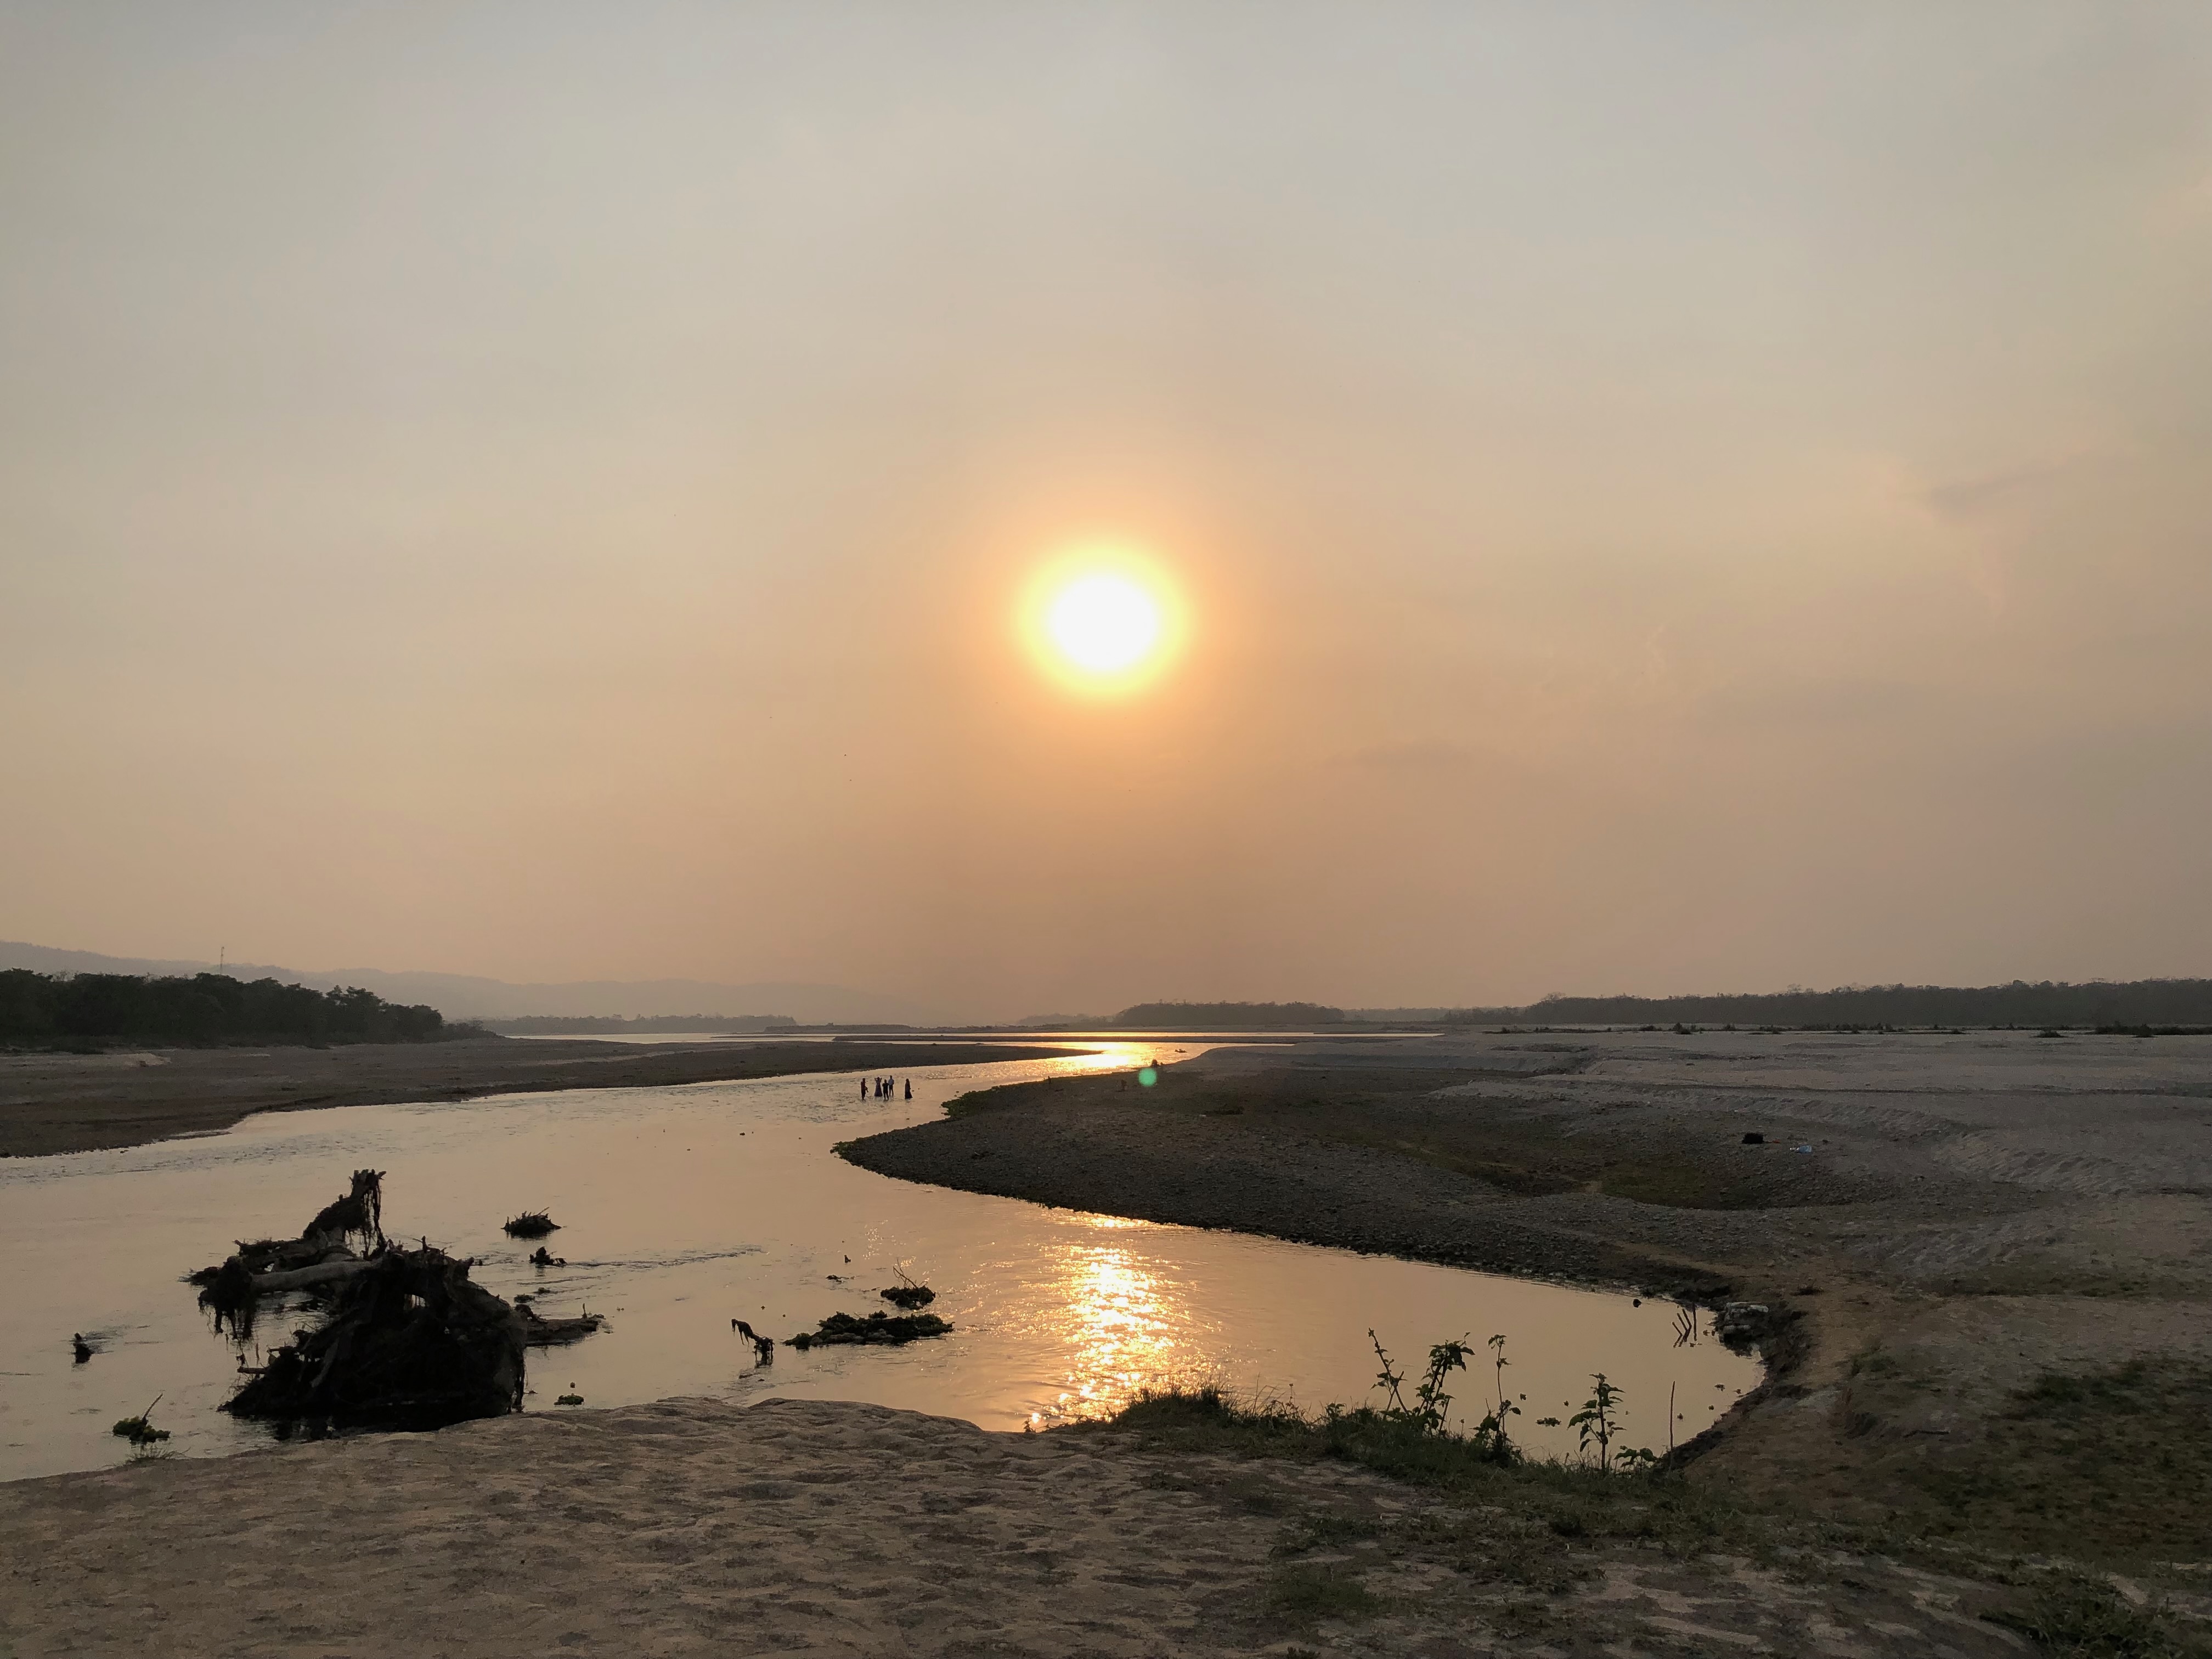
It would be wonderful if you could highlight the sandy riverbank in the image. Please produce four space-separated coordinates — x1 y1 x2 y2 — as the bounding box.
1 1395 2042 1658
844 1029 2212 1559
0 1037 1069 1158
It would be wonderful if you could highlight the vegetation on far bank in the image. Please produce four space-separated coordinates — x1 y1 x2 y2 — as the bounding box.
1109 1000 1350 1028
0 969 464 1048
1107 980 2212 1030
482 1013 799 1035
1464 978 2212 1031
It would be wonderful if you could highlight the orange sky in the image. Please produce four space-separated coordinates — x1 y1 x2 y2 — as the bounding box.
3 5 2209 1020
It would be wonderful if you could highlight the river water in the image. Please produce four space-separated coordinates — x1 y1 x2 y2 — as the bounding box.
1 1043 1758 1481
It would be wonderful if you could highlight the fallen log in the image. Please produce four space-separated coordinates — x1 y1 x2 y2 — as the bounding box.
250 1259 376 1293
517 1302 604 1346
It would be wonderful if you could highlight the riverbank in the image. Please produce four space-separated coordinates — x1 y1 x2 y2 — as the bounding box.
844 1029 2212 1571
0 1037 1069 1157
0 1395 2050 1657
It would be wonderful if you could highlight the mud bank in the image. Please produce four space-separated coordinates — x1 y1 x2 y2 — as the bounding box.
0 1037 1069 1157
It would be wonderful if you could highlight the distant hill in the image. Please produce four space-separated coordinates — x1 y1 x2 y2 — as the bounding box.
1111 1001 1346 1029
0 941 944 1026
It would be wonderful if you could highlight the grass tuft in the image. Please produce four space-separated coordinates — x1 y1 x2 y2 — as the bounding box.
1984 1574 2210 1659
1906 1359 2212 1565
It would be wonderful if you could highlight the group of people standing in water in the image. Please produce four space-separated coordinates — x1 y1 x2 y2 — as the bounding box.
863 1075 911 1101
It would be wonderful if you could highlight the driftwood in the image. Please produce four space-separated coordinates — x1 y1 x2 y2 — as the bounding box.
189 1173 399 1339
503 1211 559 1239
516 1302 604 1346
192 1238 362 1339
225 1246 524 1429
251 1260 377 1293
303 1170 385 1250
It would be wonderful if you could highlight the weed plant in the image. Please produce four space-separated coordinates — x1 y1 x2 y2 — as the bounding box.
110 1396 170 1449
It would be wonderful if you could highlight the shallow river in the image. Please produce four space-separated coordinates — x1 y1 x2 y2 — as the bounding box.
2 1043 1758 1481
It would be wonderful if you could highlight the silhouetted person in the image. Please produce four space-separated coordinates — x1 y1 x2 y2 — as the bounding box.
903 1078 911 1100
71 1334 92 1364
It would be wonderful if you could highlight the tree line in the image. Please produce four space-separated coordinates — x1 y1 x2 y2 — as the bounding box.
484 1014 799 1035
1111 1001 1347 1029
1441 979 2212 1030
0 970 459 1048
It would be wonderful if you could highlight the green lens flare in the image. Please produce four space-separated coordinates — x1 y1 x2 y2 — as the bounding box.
1137 1066 1158 1087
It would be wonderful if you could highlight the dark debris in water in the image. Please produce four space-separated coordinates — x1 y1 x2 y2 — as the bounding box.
224 1245 524 1430
788 1311 952 1350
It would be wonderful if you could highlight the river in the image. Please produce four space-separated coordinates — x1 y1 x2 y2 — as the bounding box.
2 1042 1758 1481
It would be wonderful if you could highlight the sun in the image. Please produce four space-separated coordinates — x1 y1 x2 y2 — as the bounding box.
1046 573 1161 675
1023 546 1181 693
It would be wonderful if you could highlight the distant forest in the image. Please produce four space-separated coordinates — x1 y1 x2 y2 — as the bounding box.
1111 1001 1347 1028
486 1014 799 1035
0 970 457 1048
1435 979 2212 1030
1120 981 2212 1031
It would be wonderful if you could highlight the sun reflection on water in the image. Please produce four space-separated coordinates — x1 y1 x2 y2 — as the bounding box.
1030 1239 1203 1426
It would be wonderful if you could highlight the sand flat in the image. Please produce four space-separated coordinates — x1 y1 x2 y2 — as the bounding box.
1 1396 2033 1659
0 1398 1328 1658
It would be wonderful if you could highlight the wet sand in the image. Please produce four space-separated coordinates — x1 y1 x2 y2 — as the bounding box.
0 1395 2032 1658
0 1037 1066 1158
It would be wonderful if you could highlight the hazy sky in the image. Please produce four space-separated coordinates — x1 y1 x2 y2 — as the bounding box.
3 3 2208 1020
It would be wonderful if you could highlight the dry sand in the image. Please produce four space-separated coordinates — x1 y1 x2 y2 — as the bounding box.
0 1396 2032 1658
845 1029 2212 1535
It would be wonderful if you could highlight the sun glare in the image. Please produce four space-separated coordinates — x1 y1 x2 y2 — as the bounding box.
1046 574 1161 675
1023 543 1182 694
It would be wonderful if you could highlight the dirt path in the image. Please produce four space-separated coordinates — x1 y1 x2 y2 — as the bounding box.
0 1037 1069 1158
